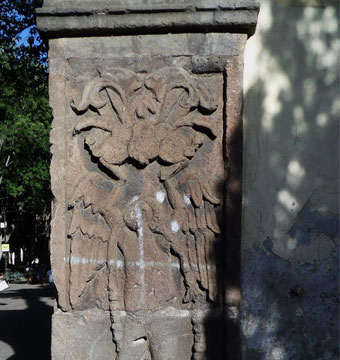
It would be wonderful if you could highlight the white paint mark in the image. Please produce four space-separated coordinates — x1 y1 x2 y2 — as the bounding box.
64 256 124 269
66 256 106 266
108 259 124 269
64 256 216 272
128 195 139 205
183 194 191 206
171 220 179 233
156 191 165 204
133 337 147 346
126 261 216 271
170 262 181 270
135 204 146 306
158 307 190 317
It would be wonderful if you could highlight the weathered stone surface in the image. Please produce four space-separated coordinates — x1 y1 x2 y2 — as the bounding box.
38 1 257 358
47 35 239 359
112 308 193 360
52 309 116 360
36 0 260 37
57 63 225 314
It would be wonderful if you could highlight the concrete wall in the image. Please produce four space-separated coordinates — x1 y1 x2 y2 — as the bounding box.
242 1 339 359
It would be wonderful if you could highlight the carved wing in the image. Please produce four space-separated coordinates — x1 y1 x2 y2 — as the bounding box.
68 172 123 309
164 171 221 303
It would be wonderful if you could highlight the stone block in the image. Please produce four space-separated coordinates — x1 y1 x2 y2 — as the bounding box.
52 309 116 360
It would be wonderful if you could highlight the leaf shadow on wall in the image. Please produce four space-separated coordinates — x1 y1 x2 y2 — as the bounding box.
241 1 339 359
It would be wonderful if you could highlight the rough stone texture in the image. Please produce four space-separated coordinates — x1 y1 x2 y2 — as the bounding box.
37 1 258 359
52 309 116 360
242 0 339 359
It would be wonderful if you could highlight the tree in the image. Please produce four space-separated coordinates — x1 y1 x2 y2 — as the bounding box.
0 0 51 267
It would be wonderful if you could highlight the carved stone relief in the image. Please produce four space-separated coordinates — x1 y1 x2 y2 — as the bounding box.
66 66 224 359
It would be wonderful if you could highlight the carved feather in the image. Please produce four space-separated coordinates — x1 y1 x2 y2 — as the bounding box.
164 169 221 303
68 173 123 308
69 231 108 309
163 173 221 303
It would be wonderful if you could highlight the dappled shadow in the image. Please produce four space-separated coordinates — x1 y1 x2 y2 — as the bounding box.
0 284 54 360
202 60 245 358
242 0 339 358
202 218 226 360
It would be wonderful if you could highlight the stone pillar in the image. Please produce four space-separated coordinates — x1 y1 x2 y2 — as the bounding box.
36 1 259 359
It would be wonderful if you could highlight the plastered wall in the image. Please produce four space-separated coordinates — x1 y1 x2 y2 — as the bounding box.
242 0 339 358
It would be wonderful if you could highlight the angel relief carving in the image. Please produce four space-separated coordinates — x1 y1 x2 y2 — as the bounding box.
68 66 223 358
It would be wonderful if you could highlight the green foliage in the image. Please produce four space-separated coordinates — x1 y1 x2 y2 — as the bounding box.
0 0 51 264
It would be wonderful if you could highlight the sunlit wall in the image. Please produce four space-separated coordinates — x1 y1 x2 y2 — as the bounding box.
242 0 339 358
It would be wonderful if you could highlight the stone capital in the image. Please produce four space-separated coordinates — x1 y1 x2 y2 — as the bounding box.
36 0 259 38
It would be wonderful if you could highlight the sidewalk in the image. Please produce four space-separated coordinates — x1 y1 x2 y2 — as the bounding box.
0 283 54 360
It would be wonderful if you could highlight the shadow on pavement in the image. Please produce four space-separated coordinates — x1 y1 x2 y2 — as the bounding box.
0 284 54 360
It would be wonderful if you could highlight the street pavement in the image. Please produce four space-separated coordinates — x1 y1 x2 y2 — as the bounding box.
0 283 54 360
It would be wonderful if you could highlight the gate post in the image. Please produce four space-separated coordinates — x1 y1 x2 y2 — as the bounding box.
37 2 259 358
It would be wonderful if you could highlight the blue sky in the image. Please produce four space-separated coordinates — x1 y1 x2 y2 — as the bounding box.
15 25 38 47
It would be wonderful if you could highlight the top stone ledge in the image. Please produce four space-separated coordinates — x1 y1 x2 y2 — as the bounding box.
36 0 260 38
